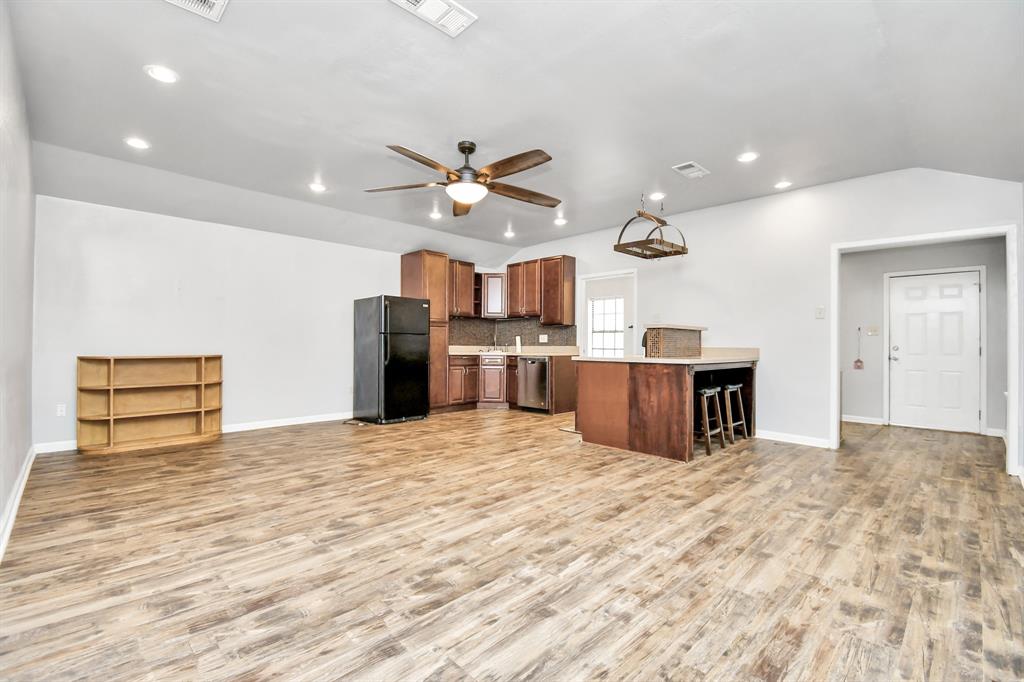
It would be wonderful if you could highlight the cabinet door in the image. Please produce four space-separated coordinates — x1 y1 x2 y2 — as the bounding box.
456 261 475 316
482 273 506 319
448 366 465 404
523 259 541 317
506 365 518 405
429 323 449 408
540 255 576 325
480 366 505 402
506 263 523 317
463 367 479 402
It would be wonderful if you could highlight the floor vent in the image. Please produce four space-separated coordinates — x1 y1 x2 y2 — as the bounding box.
162 0 230 22
389 0 478 38
672 161 711 179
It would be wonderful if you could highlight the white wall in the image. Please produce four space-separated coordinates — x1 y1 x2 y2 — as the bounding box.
32 196 399 447
839 238 1007 431
1 3 36 554
507 168 1023 444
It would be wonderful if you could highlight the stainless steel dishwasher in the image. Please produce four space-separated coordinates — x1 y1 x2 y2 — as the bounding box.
518 356 549 410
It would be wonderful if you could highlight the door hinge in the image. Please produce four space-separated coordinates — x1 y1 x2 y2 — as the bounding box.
979 346 982 357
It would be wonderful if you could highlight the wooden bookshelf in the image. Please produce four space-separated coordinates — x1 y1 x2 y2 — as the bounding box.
76 355 222 454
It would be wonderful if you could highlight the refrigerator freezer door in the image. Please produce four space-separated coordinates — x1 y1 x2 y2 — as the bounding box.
381 333 430 421
383 296 430 335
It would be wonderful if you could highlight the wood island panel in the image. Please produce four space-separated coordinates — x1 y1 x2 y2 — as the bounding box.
627 363 693 461
575 361 629 451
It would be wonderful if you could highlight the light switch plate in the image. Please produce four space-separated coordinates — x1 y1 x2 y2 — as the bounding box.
56 403 66 417
815 306 826 319
539 334 548 343
866 326 880 336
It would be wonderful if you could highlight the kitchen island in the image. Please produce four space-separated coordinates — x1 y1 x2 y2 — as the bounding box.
573 348 758 462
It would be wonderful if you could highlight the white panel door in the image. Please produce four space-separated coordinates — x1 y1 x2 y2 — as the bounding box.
889 271 981 433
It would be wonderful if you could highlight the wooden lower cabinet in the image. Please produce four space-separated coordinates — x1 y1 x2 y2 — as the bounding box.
479 355 506 404
448 356 479 405
506 357 518 406
429 323 449 409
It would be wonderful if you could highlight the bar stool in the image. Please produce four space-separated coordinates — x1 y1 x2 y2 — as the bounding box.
694 387 726 457
722 383 748 444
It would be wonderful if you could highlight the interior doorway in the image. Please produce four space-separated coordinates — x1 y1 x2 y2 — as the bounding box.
885 268 984 433
829 224 1019 479
578 269 638 358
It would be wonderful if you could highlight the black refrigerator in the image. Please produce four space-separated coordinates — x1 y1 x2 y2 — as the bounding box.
353 295 430 424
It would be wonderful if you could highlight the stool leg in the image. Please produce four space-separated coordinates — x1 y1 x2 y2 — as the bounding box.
736 391 748 439
712 394 726 449
723 390 736 444
700 394 712 457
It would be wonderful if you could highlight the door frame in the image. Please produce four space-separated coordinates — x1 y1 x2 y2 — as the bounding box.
576 268 639 357
881 266 987 432
828 224 1019 479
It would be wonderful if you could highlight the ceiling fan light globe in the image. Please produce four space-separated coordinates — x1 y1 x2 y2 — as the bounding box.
445 181 488 205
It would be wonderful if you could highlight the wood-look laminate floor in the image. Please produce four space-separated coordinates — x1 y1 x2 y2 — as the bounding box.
1 411 1021 681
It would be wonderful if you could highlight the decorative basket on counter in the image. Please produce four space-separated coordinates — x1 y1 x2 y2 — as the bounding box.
642 326 704 358
613 209 688 259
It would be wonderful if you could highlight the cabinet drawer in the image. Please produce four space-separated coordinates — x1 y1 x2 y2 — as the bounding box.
481 355 504 366
449 355 479 367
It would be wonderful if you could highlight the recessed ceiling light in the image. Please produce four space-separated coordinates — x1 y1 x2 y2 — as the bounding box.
308 182 326 193
144 64 179 84
504 225 515 238
774 180 793 190
124 136 150 150
649 192 666 201
736 151 759 163
553 217 567 227
429 210 442 220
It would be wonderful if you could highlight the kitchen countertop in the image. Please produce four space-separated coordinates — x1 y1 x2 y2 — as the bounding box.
572 347 759 365
449 345 579 357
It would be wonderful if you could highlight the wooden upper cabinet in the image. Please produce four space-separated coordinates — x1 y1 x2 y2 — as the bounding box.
522 259 541 317
401 250 449 323
480 273 506 318
506 262 524 318
540 255 576 326
448 260 475 318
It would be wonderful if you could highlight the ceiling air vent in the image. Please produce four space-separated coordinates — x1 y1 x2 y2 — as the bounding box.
162 0 230 22
671 161 711 179
389 0 478 38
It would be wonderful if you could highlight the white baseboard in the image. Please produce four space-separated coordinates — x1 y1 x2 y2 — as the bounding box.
842 414 885 425
755 430 831 449
1 446 37 565
34 439 77 454
222 412 352 434
33 413 355 455
983 427 1007 439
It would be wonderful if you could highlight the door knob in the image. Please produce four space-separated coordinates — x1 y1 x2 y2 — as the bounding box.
891 345 899 351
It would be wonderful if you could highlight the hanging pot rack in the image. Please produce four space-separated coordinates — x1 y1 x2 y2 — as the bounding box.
613 200 688 259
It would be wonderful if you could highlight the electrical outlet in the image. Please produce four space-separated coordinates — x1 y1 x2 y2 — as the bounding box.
56 403 66 417
539 334 548 343
815 306 826 320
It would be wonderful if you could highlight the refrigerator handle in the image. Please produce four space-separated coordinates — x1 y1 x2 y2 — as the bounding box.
382 334 390 365
383 299 390 334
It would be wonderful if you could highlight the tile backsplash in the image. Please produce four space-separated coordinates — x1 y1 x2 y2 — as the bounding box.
449 317 577 346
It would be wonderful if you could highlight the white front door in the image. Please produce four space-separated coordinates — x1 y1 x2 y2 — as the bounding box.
889 271 981 433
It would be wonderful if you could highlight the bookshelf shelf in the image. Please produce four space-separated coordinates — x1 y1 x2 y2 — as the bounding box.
76 355 223 454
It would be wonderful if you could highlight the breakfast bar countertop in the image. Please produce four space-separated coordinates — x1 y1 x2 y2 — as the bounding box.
572 347 759 365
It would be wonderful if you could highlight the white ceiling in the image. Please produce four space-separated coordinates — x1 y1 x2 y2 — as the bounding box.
9 0 1024 247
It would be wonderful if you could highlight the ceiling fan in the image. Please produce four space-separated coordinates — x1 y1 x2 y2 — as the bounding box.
365 141 561 217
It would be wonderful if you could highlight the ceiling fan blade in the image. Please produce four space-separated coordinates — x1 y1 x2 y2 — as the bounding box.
453 201 472 217
364 182 443 192
478 149 552 181
488 182 561 208
386 145 455 177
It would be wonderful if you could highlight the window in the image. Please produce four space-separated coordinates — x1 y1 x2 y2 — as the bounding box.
588 296 625 357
